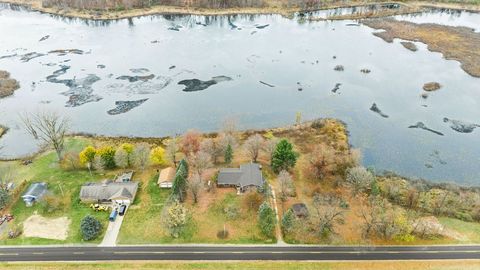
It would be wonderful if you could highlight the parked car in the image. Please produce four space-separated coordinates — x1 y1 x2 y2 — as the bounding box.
118 204 127 216
109 209 118 222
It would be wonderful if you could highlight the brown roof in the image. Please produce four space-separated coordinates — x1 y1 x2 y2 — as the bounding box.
158 167 176 185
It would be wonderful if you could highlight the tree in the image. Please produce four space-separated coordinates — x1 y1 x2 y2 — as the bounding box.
150 146 166 165
258 202 276 238
271 139 297 173
164 201 188 238
221 117 238 135
189 151 211 179
120 143 134 167
0 188 9 210
80 215 102 241
200 138 222 164
133 143 150 170
244 134 264 162
306 143 338 180
92 155 105 172
172 160 188 202
346 166 375 195
61 151 80 170
177 159 189 177
189 173 203 204
96 145 116 170
264 137 279 163
79 146 96 165
312 194 344 239
281 208 295 234
278 170 295 201
114 148 129 169
20 111 69 161
180 129 201 156
165 137 179 167
219 133 238 154
224 144 233 164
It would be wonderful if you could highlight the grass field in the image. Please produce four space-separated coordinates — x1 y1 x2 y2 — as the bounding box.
0 138 111 245
118 174 271 244
2 261 480 270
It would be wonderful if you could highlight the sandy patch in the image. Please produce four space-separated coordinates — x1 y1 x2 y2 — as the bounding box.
23 214 70 240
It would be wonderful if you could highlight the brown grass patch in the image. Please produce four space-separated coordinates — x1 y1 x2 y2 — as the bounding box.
363 18 480 77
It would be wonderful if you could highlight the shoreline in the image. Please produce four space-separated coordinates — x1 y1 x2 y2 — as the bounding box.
0 0 479 20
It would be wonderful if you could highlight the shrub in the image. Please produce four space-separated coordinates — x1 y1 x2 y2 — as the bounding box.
243 191 263 211
80 215 103 241
224 203 240 220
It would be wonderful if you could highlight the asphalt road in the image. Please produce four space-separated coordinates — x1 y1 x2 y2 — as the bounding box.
0 245 479 261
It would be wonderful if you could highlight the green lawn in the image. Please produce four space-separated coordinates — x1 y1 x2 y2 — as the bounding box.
1 138 112 245
439 217 480 243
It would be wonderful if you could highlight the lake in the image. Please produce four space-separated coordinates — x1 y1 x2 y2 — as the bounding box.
0 3 479 185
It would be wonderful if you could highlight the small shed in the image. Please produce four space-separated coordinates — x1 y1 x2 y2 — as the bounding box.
158 167 176 188
114 171 134 183
291 203 309 218
21 182 48 207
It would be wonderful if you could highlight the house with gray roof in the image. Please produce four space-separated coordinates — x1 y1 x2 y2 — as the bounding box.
217 163 265 193
79 180 138 205
21 182 48 207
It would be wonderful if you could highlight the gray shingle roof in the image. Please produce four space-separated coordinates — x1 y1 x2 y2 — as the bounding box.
218 163 264 188
80 181 138 201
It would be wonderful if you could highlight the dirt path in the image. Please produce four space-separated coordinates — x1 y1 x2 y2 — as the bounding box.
270 185 285 245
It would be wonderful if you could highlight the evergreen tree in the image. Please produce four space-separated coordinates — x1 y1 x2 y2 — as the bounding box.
224 144 233 164
281 208 295 234
172 159 189 202
258 202 276 238
80 215 103 241
271 139 298 173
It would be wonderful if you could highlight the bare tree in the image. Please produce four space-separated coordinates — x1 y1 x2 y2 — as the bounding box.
278 170 295 201
200 138 222 164
243 134 264 162
20 111 69 161
134 142 150 170
312 193 344 238
264 137 279 163
189 151 212 180
114 148 129 169
165 137 179 167
221 117 238 136
218 133 238 157
92 155 105 172
307 143 338 180
189 172 203 204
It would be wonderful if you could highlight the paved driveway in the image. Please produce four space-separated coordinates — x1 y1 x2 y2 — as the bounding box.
99 206 127 247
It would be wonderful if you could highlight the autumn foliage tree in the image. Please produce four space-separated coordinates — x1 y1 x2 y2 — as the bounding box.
180 129 202 157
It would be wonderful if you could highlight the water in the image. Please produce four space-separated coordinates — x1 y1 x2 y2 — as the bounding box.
0 4 479 185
